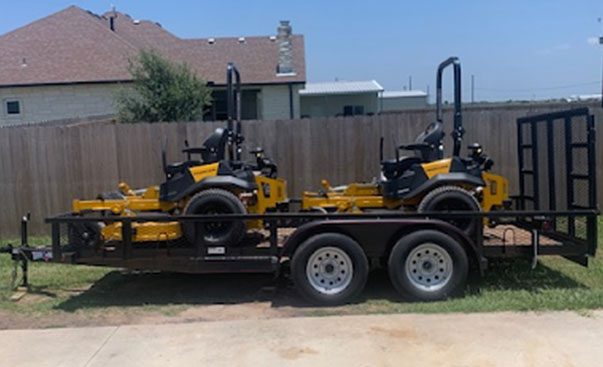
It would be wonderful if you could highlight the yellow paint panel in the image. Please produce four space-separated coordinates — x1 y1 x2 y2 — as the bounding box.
72 197 175 214
421 158 452 179
246 175 288 228
102 221 182 242
481 172 509 212
189 162 220 182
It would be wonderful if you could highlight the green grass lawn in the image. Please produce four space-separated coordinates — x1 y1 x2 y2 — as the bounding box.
0 220 602 318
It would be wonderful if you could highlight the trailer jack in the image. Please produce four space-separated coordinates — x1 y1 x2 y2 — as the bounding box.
531 228 539 270
0 214 50 299
0 245 29 301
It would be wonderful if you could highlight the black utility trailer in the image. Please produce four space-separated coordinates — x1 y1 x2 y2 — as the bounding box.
1 108 598 305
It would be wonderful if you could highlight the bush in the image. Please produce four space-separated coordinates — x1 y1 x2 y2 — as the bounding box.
117 50 211 122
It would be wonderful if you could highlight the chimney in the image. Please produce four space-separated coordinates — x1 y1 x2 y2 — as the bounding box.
276 20 294 75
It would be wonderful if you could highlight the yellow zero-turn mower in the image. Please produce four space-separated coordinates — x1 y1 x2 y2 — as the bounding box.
69 63 287 247
302 57 510 235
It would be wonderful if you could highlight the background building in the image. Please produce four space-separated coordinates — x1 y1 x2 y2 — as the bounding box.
0 6 305 126
380 90 428 111
300 81 429 118
300 80 383 118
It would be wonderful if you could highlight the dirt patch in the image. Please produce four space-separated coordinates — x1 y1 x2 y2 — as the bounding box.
369 325 417 339
0 302 311 330
1 267 373 329
277 347 319 360
3 256 602 330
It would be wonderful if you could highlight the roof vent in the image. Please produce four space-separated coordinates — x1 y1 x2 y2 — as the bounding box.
133 19 141 25
238 37 246 43
208 38 215 44
108 5 117 32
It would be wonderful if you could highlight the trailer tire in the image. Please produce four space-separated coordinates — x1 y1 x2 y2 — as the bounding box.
417 185 481 237
388 230 468 301
291 233 368 306
183 189 246 247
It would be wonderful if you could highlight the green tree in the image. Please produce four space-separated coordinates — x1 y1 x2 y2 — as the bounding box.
117 50 211 122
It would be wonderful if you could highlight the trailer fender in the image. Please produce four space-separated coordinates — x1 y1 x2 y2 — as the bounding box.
384 222 486 276
281 221 357 257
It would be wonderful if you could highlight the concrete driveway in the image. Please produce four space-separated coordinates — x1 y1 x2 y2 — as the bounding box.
1 311 602 367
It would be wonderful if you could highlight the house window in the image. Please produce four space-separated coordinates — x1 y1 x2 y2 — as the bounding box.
343 105 364 116
203 89 259 121
5 100 21 115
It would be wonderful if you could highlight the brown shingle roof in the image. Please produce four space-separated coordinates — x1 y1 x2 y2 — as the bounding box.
0 6 305 87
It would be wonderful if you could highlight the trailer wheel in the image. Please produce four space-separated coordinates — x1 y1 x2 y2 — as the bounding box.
388 230 468 301
417 185 481 237
183 189 246 247
291 233 368 306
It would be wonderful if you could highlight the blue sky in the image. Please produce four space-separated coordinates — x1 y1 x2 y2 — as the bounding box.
2 1 603 101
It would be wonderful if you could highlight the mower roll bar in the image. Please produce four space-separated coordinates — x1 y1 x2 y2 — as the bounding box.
435 57 464 157
226 62 243 161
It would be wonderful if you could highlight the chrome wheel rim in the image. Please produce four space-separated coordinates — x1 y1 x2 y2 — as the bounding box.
405 243 453 292
306 247 353 295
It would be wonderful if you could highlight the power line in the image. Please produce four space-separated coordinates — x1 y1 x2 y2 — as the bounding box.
475 81 600 92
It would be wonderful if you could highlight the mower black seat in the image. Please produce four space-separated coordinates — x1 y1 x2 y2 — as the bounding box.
381 157 421 180
201 128 228 164
410 121 444 162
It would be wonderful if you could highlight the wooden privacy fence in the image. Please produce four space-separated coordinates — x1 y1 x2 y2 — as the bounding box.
0 102 601 237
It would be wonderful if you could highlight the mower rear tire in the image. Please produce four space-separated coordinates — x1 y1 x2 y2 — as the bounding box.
183 189 247 247
417 185 481 237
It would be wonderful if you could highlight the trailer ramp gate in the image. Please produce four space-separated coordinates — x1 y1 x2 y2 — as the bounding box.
514 107 597 264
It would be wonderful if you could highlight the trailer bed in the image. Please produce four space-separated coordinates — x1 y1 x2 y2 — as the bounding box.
484 225 561 246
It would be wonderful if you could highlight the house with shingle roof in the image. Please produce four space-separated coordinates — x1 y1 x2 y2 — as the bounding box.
0 6 306 125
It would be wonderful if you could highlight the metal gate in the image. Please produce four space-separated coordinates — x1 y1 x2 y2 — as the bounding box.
516 107 597 255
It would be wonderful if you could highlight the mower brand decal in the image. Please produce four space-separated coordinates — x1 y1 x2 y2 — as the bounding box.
421 159 452 178
190 163 220 181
